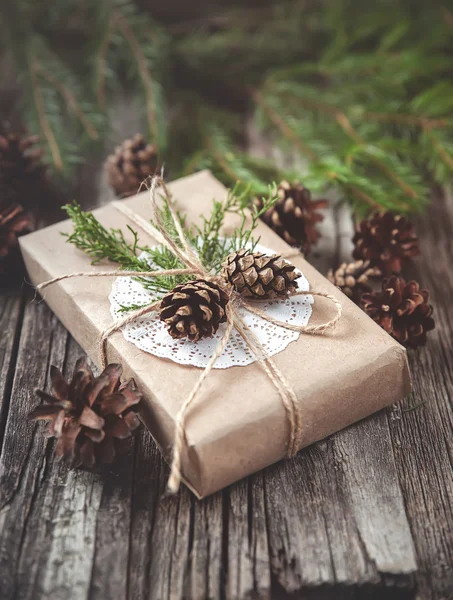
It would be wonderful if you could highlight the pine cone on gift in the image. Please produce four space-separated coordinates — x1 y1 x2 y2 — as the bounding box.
29 358 142 468
159 279 229 341
327 260 381 304
353 211 420 276
361 275 435 348
105 134 160 197
221 249 299 299
256 180 327 254
0 187 31 273
0 131 46 191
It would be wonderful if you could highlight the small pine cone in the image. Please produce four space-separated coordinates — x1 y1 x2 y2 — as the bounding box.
221 249 299 299
105 134 160 197
159 279 229 341
29 358 142 468
353 212 420 276
256 180 327 254
0 131 46 191
327 260 381 304
0 187 31 272
361 275 435 349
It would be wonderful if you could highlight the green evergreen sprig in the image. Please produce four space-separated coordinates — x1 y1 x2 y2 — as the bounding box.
63 201 146 268
192 182 278 273
62 182 278 310
2 0 452 213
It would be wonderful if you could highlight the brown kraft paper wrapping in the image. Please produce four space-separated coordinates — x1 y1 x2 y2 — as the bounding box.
19 170 412 498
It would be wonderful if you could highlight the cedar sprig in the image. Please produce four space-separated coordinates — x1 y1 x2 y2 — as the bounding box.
63 199 192 299
138 246 192 297
63 182 279 311
228 183 278 252
192 182 279 274
192 181 250 273
63 201 146 269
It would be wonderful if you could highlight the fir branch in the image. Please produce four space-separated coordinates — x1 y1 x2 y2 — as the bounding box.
28 52 64 172
362 111 449 129
38 66 99 141
249 87 318 162
200 119 270 196
4 24 103 175
4 0 453 213
94 12 116 108
334 113 419 200
115 12 158 143
182 150 210 176
105 1 169 151
423 127 453 173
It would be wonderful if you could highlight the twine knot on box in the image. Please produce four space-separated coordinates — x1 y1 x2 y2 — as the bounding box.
37 176 342 493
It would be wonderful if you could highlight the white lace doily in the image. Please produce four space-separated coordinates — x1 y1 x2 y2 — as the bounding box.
109 243 313 369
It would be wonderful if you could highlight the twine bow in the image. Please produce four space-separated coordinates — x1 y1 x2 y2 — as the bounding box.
37 176 342 493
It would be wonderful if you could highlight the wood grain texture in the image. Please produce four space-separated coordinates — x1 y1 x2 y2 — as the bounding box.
0 100 452 598
388 191 453 600
226 476 271 599
0 290 23 449
0 265 418 600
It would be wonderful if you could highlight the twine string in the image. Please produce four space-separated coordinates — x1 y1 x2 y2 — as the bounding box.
241 290 342 335
98 299 161 369
36 268 196 293
36 175 342 493
152 177 203 271
111 201 168 247
231 309 302 456
167 304 235 493
149 176 204 274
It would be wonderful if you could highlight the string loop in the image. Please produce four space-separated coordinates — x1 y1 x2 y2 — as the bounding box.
36 175 342 493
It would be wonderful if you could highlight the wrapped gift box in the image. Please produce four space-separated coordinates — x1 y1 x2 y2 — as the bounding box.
19 171 411 497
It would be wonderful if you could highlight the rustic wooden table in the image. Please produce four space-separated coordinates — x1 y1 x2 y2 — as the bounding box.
0 116 452 599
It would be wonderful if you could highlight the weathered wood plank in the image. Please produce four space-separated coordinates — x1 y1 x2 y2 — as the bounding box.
0 301 133 600
189 492 224 599
127 432 165 600
2 103 453 600
0 297 70 599
227 475 271 599
388 191 453 600
0 289 23 448
147 488 192 599
0 212 420 600
245 125 418 598
71 337 134 600
263 419 416 598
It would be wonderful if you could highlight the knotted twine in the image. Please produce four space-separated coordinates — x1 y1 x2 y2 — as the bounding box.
37 176 342 493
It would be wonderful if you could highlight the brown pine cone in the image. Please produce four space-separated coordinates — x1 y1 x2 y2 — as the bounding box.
327 260 381 304
221 249 299 299
0 187 31 273
159 279 229 341
0 131 46 190
105 134 160 197
353 212 420 276
29 358 142 468
256 180 327 254
361 275 435 348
